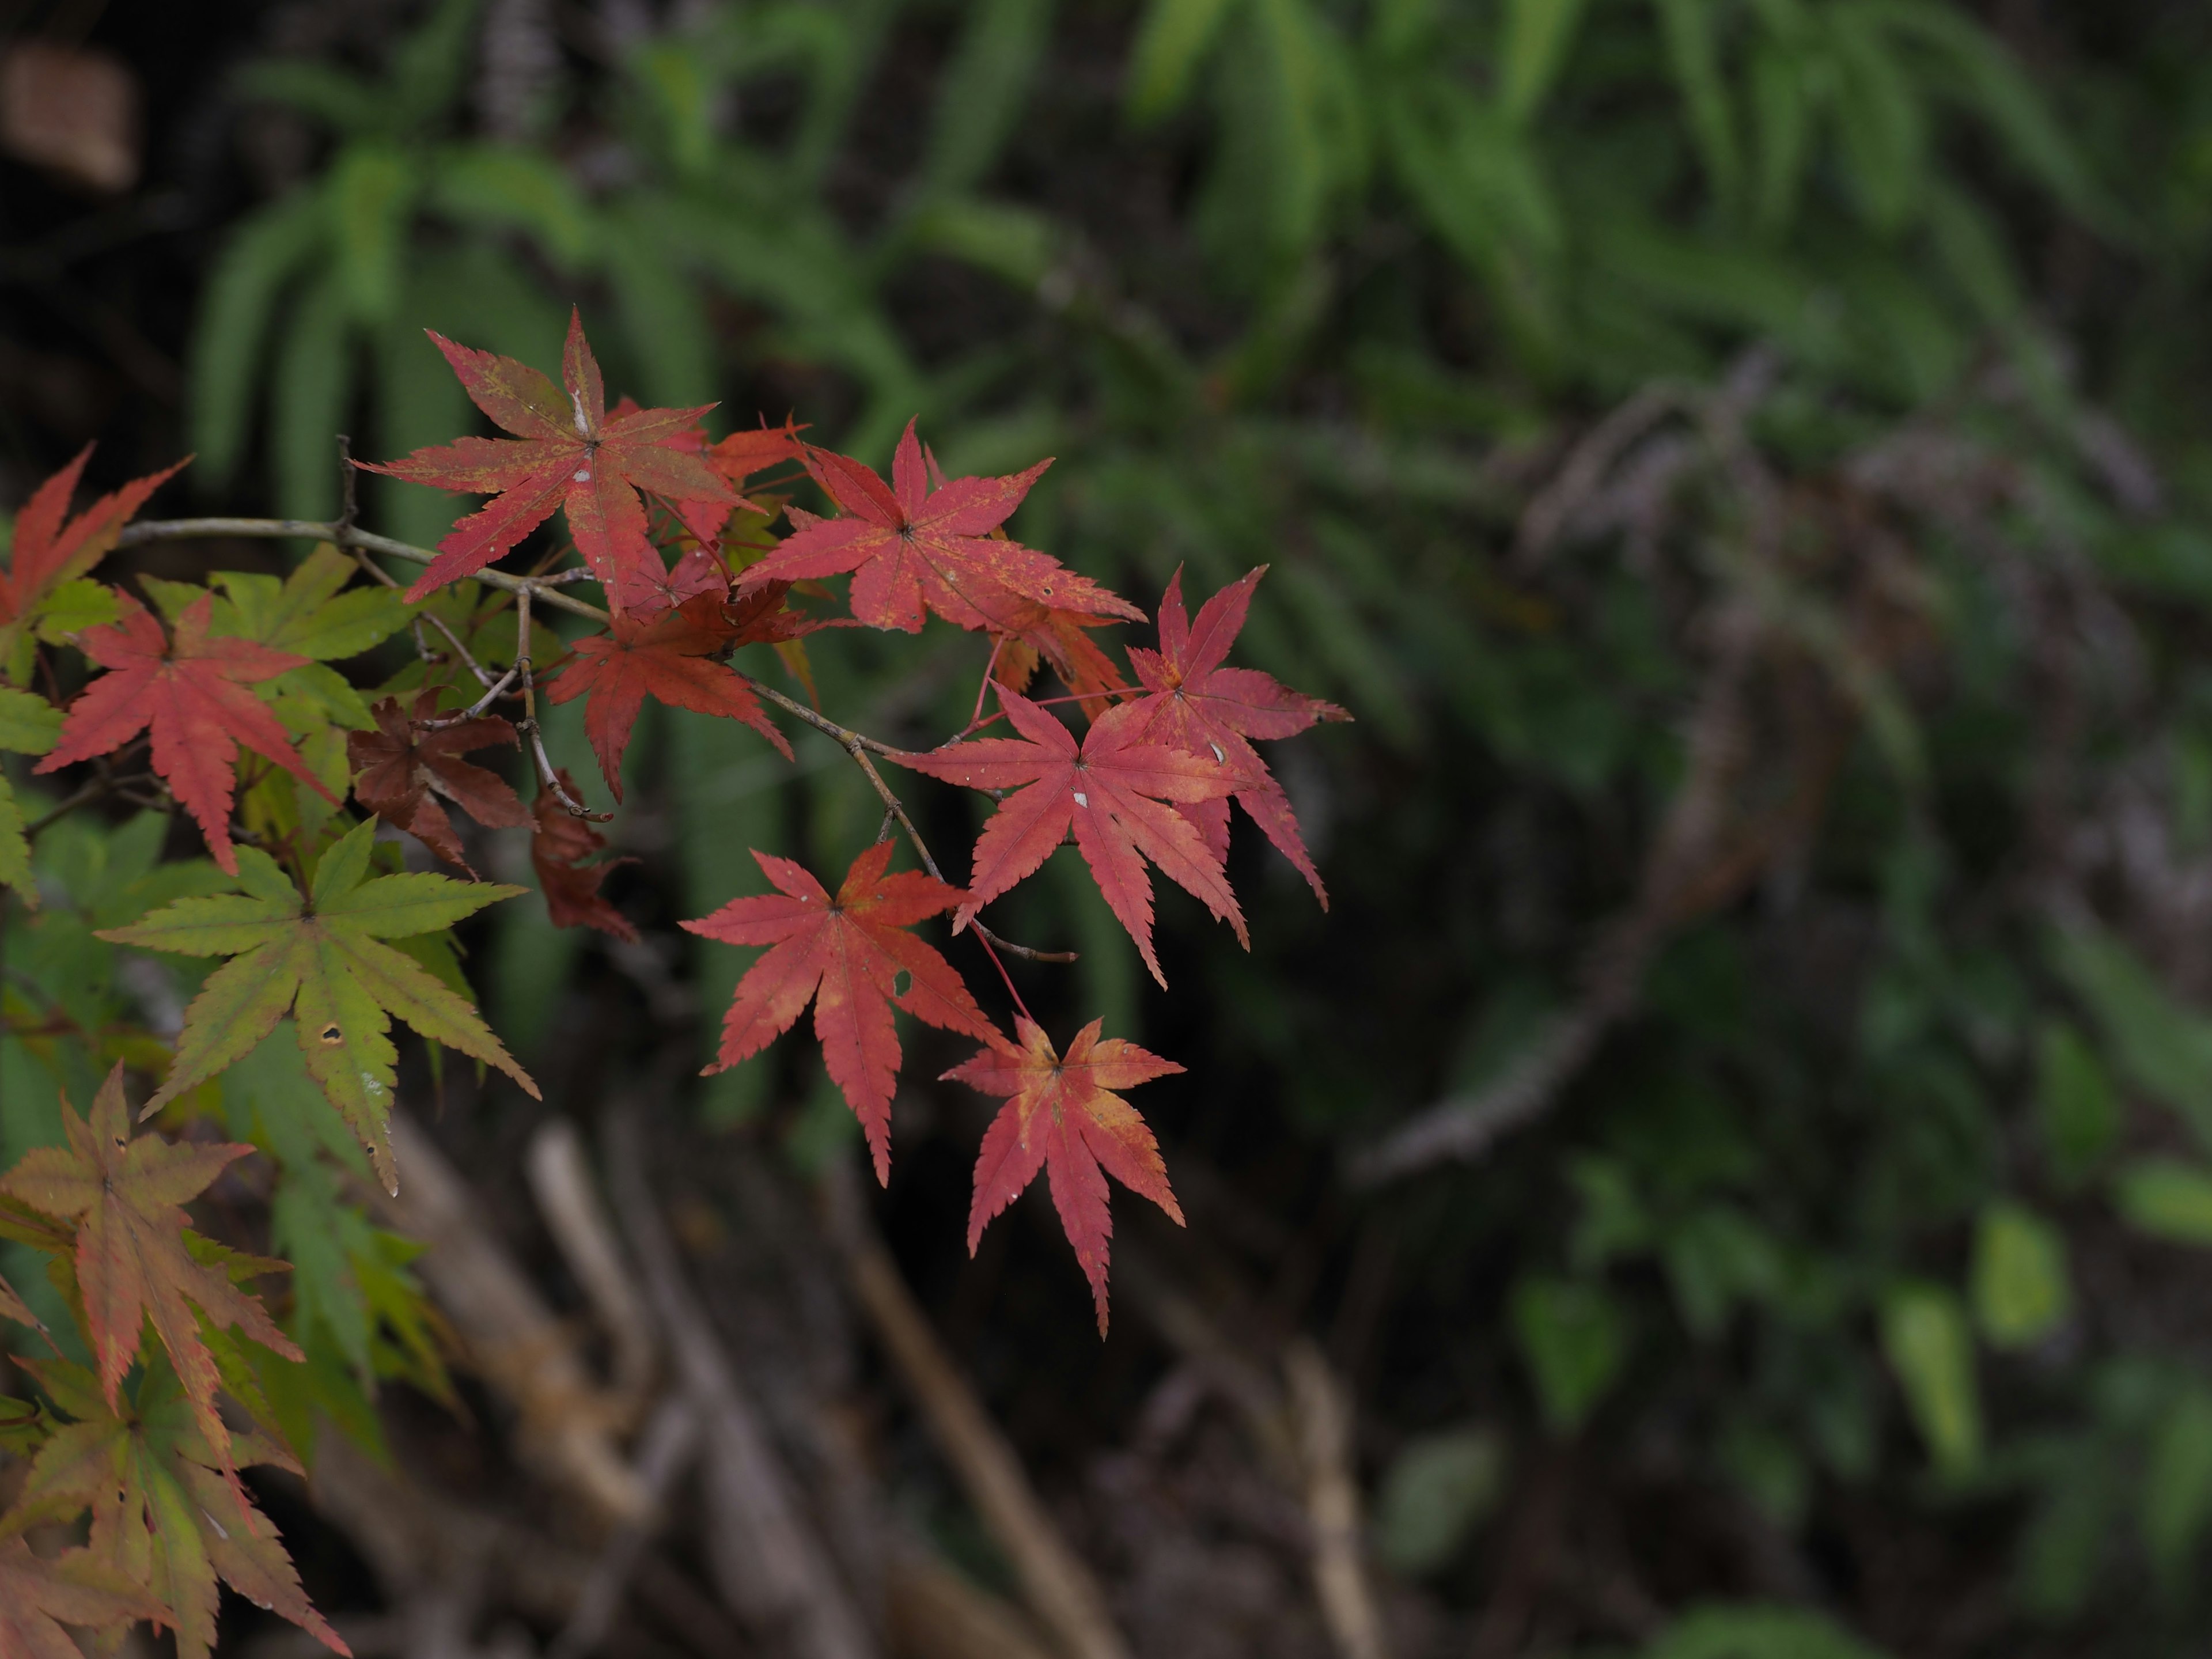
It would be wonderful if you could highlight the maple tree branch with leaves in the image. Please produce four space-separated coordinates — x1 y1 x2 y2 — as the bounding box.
0 308 1345 1655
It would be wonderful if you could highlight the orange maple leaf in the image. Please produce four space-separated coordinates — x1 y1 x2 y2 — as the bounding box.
683 842 997 1181
0 1064 300 1492
0 1536 165 1659
946 1016 1185 1335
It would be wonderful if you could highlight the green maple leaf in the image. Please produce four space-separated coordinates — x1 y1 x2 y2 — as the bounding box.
8 1354 348 1659
99 817 538 1193
0 683 62 904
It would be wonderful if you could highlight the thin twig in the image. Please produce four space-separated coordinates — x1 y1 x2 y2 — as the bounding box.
117 517 611 623
745 678 1075 970
419 666 521 728
508 584 611 820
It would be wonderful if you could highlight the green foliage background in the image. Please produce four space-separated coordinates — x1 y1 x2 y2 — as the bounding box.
26 0 2212 1648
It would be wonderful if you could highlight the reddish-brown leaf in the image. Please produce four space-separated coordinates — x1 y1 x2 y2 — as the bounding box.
1126 566 1349 904
945 1016 1184 1335
347 691 529 873
361 310 734 615
0 446 185 643
531 770 638 944
707 420 805 495
890 687 1243 987
738 419 1141 634
987 594 1130 718
544 592 791 800
0 1065 300 1491
682 842 995 1182
33 591 335 874
0 1536 165 1659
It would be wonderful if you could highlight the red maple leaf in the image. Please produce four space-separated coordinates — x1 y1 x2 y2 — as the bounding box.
361 310 734 615
347 692 529 873
946 1016 1184 1335
0 1065 301 1491
544 591 793 800
891 687 1243 987
35 591 336 874
738 420 1142 634
1126 567 1349 903
531 771 638 943
682 842 996 1182
0 446 185 641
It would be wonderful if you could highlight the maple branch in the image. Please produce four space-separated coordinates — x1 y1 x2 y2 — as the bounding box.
509 585 609 821
419 665 522 729
24 741 145 839
116 518 613 624
744 677 1077 968
822 1161 1135 1659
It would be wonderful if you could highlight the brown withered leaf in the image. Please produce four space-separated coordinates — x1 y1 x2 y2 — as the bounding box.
532 770 638 943
347 690 529 873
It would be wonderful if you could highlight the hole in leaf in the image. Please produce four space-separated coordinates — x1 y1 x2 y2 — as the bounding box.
893 969 912 998
319 1024 343 1045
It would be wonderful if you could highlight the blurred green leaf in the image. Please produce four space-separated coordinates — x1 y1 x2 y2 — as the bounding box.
1971 1202 2070 1350
189 191 327 487
2114 1159 2212 1247
389 0 482 129
234 61 384 132
1653 0 1743 213
1827 5 1926 233
920 0 1055 200
2143 1384 2212 1588
1664 1205 1784 1338
329 144 419 323
1880 1281 1980 1475
427 146 593 267
271 273 357 523
2050 925 2212 1152
1127 0 1244 124
909 197 1060 290
1640 1604 1892 1659
2036 1020 2119 1188
1498 0 1588 128
1372 1425 1507 1576
1512 1274 1626 1434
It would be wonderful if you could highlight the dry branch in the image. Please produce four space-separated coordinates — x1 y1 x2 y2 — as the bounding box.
377 1111 649 1522
822 1161 1134 1659
603 1099 880 1659
527 1118 660 1415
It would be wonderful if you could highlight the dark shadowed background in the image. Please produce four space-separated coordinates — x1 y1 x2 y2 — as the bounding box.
10 0 2212 1654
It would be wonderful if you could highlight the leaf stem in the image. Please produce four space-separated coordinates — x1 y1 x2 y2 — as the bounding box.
743 675 1075 970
